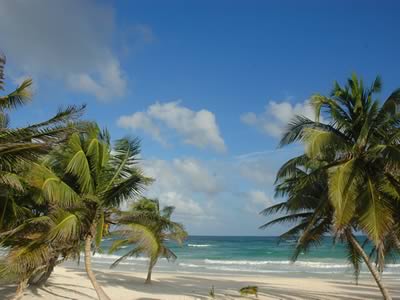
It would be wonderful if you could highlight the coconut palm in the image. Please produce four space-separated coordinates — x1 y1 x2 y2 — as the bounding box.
260 155 387 294
262 75 400 300
2 125 151 300
110 198 188 284
0 55 84 199
0 55 85 234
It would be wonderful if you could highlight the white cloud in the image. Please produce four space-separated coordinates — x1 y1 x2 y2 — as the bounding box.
67 59 127 100
241 99 315 137
139 158 221 221
239 159 275 186
117 112 167 146
161 192 204 217
244 190 273 214
0 0 142 101
117 101 226 152
173 158 220 195
143 158 221 197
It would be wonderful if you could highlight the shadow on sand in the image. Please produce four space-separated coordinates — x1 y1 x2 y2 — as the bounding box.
1 268 400 299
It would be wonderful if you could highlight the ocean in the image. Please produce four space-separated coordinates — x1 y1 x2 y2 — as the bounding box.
77 236 400 277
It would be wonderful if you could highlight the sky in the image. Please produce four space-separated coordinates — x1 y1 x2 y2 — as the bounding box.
1 0 400 235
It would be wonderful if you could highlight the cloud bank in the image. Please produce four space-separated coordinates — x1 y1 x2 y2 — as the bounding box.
0 1 151 101
118 101 226 152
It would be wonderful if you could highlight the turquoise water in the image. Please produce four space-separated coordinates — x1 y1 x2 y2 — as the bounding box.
86 236 400 276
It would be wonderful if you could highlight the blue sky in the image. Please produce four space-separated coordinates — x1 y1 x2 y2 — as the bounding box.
1 0 400 235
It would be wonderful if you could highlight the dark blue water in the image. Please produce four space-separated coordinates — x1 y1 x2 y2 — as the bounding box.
87 236 400 276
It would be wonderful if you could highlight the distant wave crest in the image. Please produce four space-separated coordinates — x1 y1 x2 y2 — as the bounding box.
92 253 149 261
204 259 350 269
188 244 211 247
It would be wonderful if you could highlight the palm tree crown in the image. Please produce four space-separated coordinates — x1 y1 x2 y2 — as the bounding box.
262 74 400 300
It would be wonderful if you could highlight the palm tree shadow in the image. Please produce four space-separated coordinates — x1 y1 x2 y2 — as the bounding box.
59 267 400 300
0 284 17 299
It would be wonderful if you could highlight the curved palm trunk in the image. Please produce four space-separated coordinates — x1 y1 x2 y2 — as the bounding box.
29 255 58 286
145 257 157 284
347 232 392 300
12 279 28 300
84 234 111 300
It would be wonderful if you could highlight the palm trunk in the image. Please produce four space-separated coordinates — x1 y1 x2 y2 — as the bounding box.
84 234 111 300
29 255 58 286
12 278 28 300
347 231 392 300
145 258 156 284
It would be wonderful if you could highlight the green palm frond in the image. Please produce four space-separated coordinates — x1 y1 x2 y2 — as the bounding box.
291 218 331 261
328 159 359 229
66 149 93 193
302 127 350 159
275 155 310 183
102 171 151 207
259 212 312 230
28 163 80 207
26 105 86 130
0 79 32 110
359 178 393 244
259 202 288 216
110 247 144 269
0 172 23 191
47 211 80 244
161 246 177 262
108 239 130 254
345 235 362 283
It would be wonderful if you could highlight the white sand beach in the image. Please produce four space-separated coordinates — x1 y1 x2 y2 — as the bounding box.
1 266 399 300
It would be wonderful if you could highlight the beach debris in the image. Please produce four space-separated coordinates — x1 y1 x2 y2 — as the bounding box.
239 286 258 298
209 285 215 298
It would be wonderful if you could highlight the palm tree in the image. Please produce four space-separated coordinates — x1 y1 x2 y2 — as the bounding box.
110 198 188 284
0 54 85 235
2 125 151 300
260 155 388 294
0 55 84 200
0 55 85 299
262 75 400 300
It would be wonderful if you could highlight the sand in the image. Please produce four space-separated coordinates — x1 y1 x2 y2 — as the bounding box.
1 266 400 300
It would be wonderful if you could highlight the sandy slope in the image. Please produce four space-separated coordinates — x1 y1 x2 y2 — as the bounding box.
1 266 400 300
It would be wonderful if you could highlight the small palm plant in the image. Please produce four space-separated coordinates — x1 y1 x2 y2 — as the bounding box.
110 198 188 284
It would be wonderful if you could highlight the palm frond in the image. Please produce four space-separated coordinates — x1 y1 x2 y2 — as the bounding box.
0 79 32 110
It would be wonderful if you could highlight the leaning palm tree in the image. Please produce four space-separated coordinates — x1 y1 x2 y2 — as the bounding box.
3 125 151 300
263 75 400 300
260 155 383 289
0 55 84 199
110 198 188 284
0 55 85 299
0 54 85 234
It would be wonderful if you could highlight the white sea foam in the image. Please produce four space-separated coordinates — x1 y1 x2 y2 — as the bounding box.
92 253 149 261
204 259 349 269
179 263 201 268
188 244 211 247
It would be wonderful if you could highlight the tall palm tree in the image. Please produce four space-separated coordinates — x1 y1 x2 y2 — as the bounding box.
262 75 400 300
2 125 151 300
110 198 188 284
